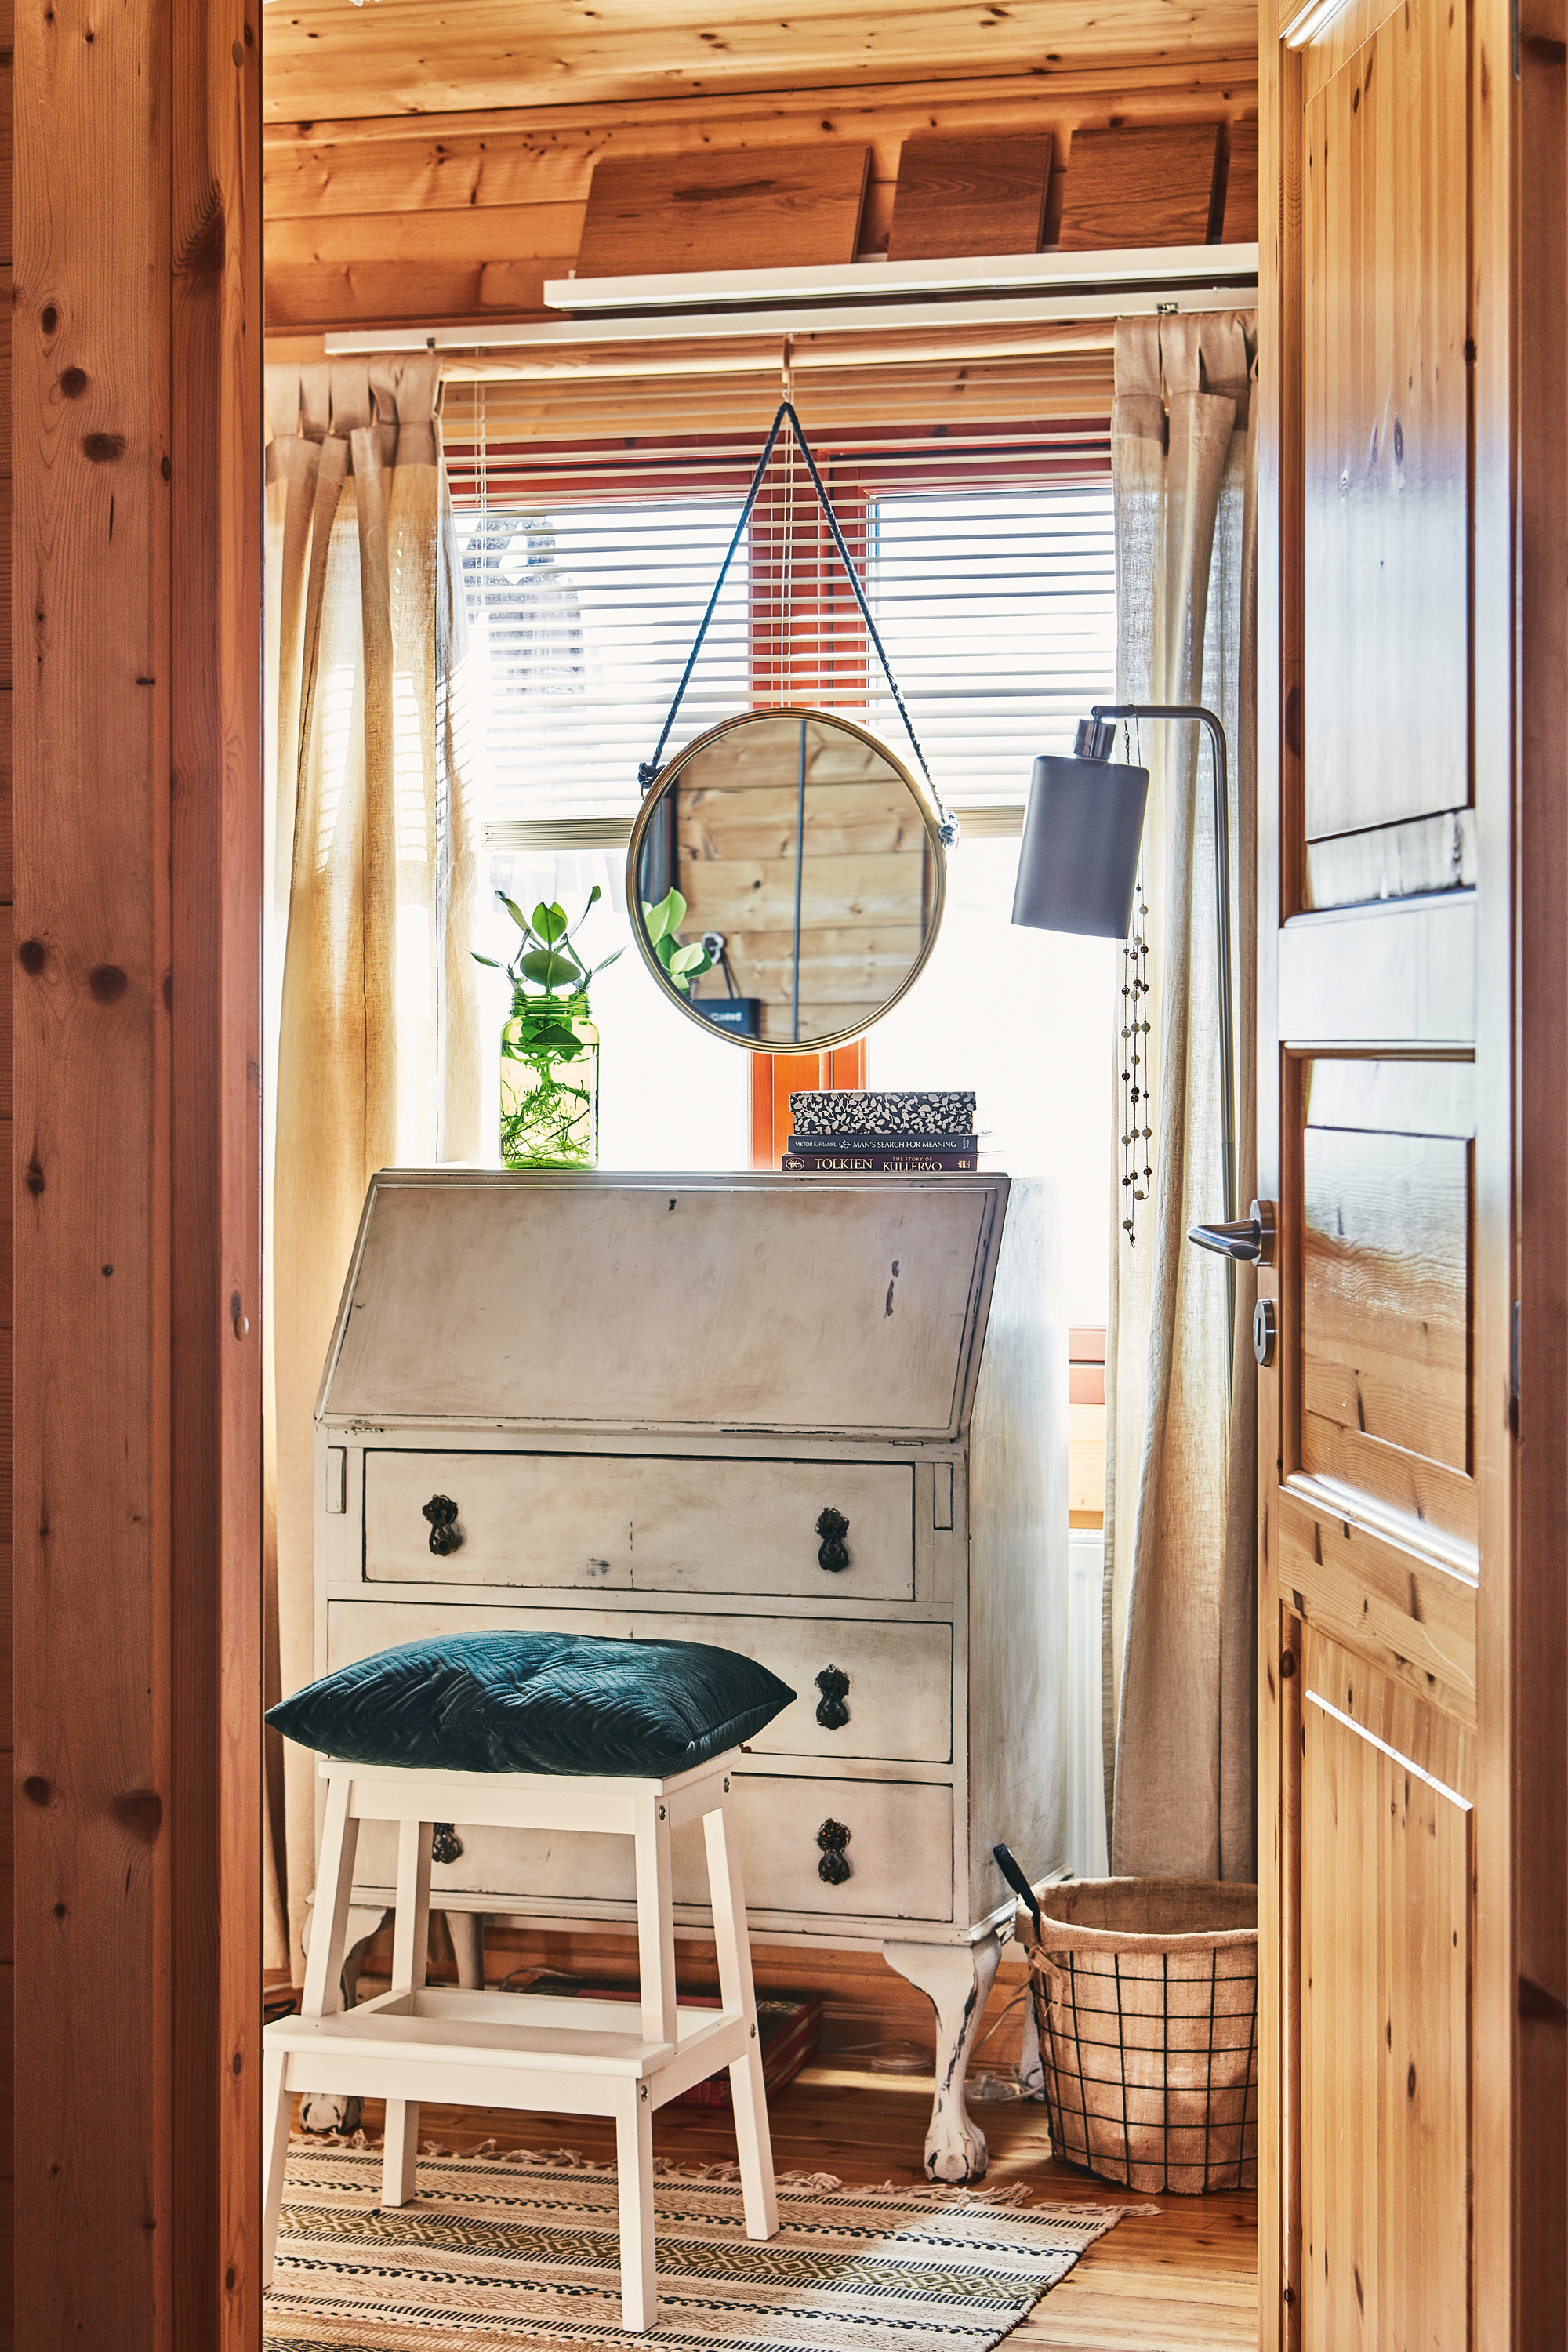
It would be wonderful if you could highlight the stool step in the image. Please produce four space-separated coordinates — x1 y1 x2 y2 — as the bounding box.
266 1990 750 2095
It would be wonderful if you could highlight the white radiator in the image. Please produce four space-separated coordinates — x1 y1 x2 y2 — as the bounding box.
1065 1529 1110 1881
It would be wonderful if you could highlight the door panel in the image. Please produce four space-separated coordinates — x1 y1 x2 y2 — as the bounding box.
1277 896 1476 1044
1261 0 1502 2328
1277 1490 1478 1727
1304 808 1477 911
1301 1126 1470 1472
1295 1050 1477 1548
1301 1632 1472 2352
1302 0 1470 844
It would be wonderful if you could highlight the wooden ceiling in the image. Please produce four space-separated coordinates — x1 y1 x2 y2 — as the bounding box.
260 0 1260 127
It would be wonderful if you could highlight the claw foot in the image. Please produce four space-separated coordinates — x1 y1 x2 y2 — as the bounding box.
883 1932 1002 2183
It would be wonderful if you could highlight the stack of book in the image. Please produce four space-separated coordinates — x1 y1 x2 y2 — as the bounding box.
781 1089 979 1174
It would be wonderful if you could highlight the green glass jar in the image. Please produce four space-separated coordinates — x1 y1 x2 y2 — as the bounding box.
499 988 599 1168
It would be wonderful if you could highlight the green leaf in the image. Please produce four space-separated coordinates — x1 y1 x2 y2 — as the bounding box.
565 884 603 938
532 901 569 944
496 891 532 935
664 887 689 933
641 897 670 946
588 947 624 979
654 934 677 971
517 947 583 988
669 942 709 978
470 952 505 969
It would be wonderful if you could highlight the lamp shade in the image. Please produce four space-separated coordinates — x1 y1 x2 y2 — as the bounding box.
1011 753 1150 940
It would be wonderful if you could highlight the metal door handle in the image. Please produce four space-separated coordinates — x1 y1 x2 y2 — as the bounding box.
1187 1197 1276 1265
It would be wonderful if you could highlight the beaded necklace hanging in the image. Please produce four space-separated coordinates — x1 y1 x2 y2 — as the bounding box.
1119 720 1153 1245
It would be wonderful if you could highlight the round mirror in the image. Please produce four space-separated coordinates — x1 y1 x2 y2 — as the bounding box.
626 707 946 1052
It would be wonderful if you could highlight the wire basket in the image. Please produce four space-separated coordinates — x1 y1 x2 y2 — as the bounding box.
1025 1877 1258 2195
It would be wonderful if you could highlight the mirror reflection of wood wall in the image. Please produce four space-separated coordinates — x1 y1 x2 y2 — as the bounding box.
673 716 935 1046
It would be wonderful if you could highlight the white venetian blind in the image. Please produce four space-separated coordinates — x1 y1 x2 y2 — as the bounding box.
441 337 1116 827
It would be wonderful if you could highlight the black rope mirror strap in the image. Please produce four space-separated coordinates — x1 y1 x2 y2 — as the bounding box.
637 398 960 848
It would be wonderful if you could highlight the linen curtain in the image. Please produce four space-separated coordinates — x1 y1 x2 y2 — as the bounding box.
1102 313 1258 1884
263 356 485 1973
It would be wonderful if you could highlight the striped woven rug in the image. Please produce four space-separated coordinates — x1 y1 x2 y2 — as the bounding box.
264 2138 1129 2350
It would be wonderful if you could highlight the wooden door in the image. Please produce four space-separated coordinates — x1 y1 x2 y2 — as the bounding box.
1258 0 1528 2335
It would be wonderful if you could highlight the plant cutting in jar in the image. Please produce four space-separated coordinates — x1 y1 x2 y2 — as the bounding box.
641 888 713 993
474 888 622 1168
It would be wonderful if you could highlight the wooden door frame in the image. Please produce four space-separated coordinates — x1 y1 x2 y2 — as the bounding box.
13 0 264 2336
1257 0 1559 2338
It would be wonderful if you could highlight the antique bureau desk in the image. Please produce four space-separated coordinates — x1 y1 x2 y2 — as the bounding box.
312 1167 1066 2180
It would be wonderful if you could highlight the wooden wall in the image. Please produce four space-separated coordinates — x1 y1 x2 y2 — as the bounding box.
0 0 12 2319
12 0 262 2336
263 57 1261 338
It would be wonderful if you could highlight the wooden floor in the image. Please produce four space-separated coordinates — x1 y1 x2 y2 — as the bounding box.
328 2063 1258 2350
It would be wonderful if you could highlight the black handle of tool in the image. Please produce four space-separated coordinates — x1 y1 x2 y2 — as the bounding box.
992 1842 1043 1941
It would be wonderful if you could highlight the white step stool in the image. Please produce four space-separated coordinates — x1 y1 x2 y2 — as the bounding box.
262 1750 779 2332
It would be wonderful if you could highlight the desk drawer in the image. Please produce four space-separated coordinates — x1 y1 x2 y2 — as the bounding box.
326 1599 952 1764
362 1451 916 1601
350 1772 954 1926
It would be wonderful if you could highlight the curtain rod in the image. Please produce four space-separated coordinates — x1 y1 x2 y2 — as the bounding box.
323 277 1258 361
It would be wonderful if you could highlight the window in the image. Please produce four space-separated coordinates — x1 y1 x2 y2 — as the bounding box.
448 392 1119 1321
448 412 1113 825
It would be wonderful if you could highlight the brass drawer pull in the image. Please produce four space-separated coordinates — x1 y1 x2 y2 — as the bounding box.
423 1494 462 1556
817 1818 851 1885
815 1665 850 1730
815 1506 850 1572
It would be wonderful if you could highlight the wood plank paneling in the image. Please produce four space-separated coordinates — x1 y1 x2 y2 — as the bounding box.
0 695 11 907
1301 1127 1470 1473
1300 1645 1471 2352
1057 122 1221 249
261 2 1261 127
13 0 262 2326
260 66 1261 335
675 851 927 933
1305 807 1475 909
267 256 577 332
1507 1 1568 2332
1224 115 1260 241
1277 1488 1477 1726
887 132 1052 260
578 144 869 276
686 926 925 1004
263 67 1259 214
1277 897 1475 1047
266 199 586 276
681 781 927 862
1301 0 1470 841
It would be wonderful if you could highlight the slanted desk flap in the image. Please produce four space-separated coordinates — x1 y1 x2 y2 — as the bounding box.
319 1171 1008 1442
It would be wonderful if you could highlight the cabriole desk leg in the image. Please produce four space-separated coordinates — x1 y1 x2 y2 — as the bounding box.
883 1933 1002 2183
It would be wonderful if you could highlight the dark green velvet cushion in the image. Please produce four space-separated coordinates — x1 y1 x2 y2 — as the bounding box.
265 1631 795 1778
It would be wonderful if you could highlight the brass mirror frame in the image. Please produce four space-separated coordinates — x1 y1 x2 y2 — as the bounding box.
625 705 949 1055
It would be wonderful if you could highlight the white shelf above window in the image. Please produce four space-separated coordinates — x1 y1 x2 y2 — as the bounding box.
322 244 1258 359
543 243 1258 314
